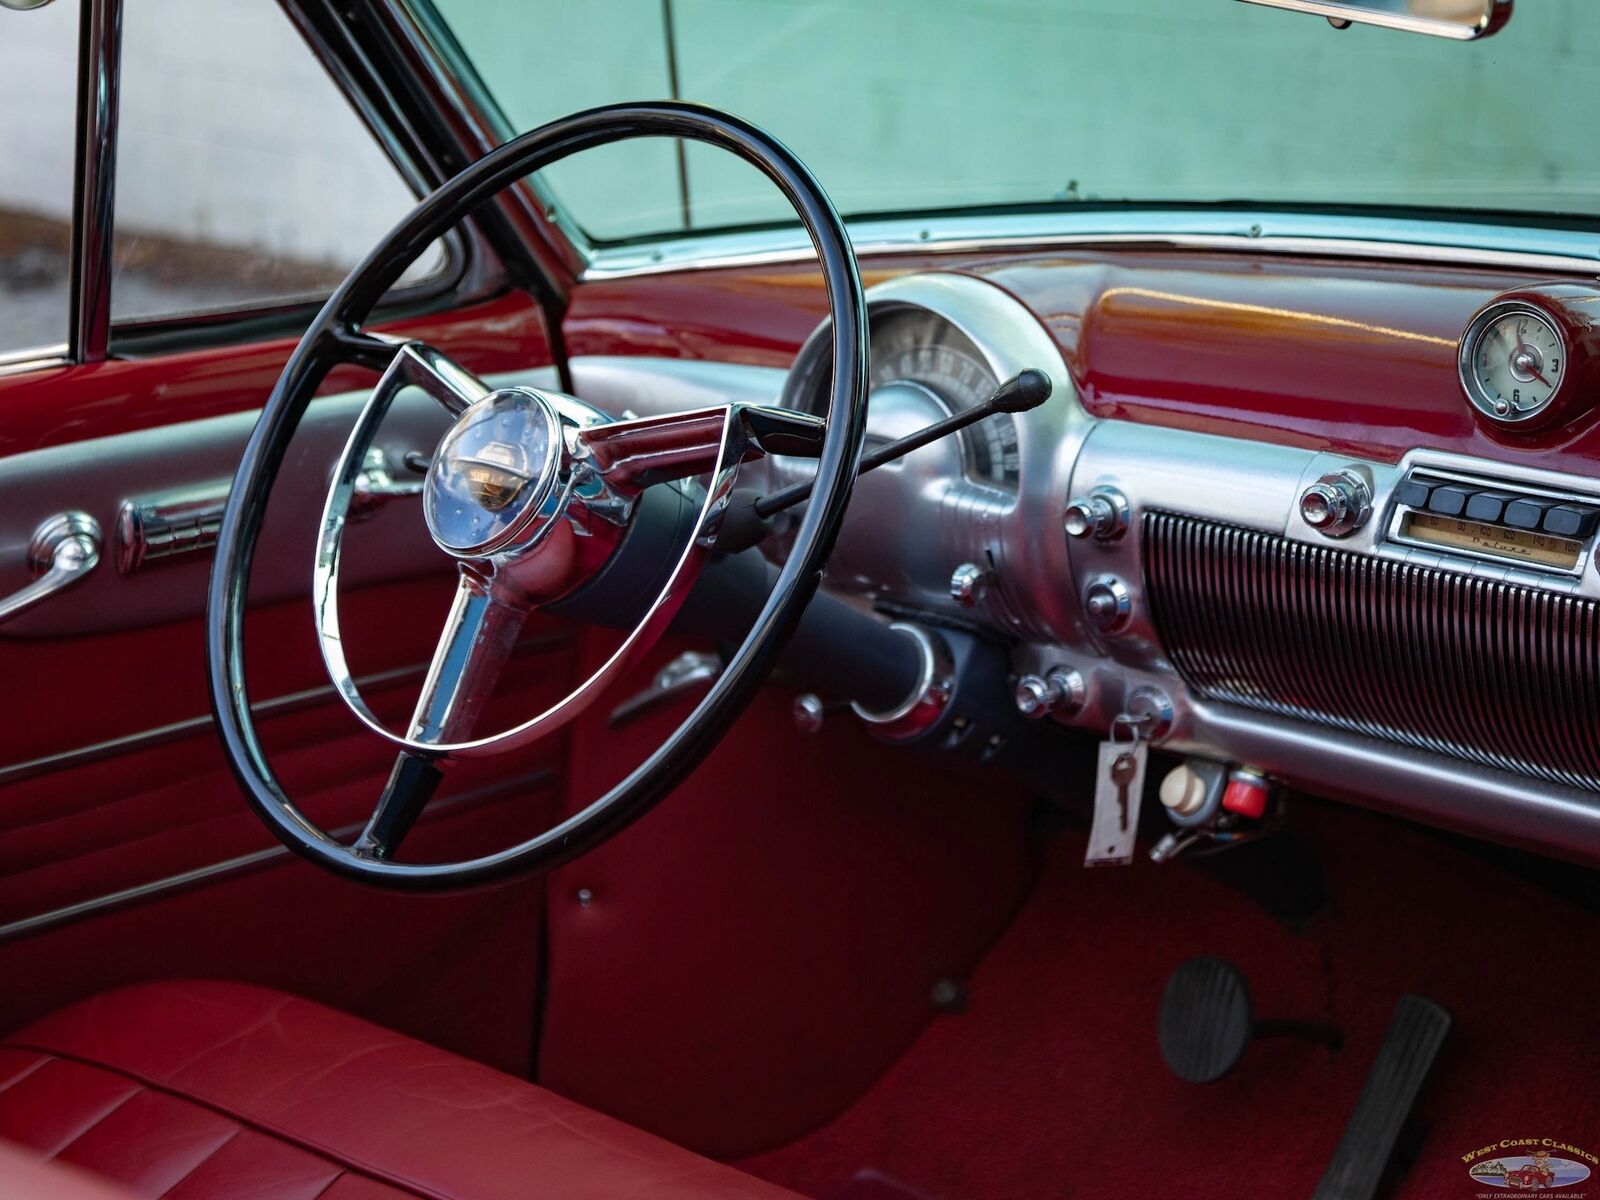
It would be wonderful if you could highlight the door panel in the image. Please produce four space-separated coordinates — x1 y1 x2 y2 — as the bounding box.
0 294 564 1070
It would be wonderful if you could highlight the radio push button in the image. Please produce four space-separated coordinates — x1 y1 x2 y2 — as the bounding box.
1464 490 1518 523
1543 503 1600 538
1393 477 1433 509
1425 485 1474 517
1504 497 1552 530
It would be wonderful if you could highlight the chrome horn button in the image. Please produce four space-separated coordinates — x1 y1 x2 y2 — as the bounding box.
423 388 563 558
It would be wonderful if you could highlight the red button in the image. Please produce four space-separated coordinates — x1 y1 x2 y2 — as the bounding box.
1222 773 1269 819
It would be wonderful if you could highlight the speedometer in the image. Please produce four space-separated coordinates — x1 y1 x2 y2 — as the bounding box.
867 310 1019 488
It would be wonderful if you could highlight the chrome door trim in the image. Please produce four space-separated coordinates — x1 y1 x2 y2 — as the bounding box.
0 630 569 786
583 210 1600 281
0 766 554 944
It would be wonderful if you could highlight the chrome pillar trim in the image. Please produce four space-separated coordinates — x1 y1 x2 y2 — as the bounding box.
582 210 1600 282
381 0 591 278
68 0 121 363
850 622 954 741
1179 699 1600 869
0 768 554 945
0 512 101 626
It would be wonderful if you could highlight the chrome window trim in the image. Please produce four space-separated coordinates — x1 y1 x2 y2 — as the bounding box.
0 345 71 377
583 210 1600 280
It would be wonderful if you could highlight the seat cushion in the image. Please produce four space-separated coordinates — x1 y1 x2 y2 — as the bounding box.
0 981 799 1200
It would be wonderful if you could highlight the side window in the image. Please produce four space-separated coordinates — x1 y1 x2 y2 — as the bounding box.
0 0 79 357
110 0 447 325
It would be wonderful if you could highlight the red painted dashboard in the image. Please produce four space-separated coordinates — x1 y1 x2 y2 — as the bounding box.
568 248 1600 474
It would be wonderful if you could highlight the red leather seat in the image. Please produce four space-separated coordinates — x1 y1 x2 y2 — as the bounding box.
0 981 799 1199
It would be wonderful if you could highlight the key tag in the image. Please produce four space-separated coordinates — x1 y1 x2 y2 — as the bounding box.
1085 713 1150 867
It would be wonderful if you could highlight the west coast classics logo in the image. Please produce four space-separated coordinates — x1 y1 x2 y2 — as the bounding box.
1464 1138 1596 1194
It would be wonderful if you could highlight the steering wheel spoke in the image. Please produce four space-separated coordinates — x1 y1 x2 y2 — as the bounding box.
353 754 445 861
410 568 529 744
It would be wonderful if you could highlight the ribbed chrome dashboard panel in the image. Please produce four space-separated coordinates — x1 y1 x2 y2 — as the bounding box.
1144 511 1600 793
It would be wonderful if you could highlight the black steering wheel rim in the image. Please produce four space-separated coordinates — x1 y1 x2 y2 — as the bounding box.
206 101 869 889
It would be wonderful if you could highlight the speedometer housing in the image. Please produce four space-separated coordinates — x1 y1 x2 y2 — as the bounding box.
785 304 1018 489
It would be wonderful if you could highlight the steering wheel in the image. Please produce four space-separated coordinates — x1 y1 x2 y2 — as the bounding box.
206 103 868 889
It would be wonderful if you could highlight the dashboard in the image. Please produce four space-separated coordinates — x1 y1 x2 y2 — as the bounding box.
565 248 1600 868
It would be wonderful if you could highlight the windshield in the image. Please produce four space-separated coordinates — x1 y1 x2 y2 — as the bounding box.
422 0 1600 244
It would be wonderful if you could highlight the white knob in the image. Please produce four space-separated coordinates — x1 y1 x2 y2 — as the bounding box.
1159 764 1209 816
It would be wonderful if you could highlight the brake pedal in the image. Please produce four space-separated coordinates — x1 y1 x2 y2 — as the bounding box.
1312 994 1452 1200
1159 957 1342 1084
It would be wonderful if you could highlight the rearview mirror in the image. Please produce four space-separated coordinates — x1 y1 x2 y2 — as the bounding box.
1236 0 1511 40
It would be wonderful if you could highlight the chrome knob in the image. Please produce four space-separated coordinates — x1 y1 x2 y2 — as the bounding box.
949 562 990 607
1064 487 1128 541
792 693 826 734
1082 575 1132 632
1298 470 1372 538
1014 667 1088 719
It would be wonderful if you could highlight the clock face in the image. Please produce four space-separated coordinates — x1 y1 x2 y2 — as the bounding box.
1460 303 1567 424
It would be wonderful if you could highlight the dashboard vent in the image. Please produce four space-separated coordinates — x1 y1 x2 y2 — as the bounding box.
1143 511 1600 792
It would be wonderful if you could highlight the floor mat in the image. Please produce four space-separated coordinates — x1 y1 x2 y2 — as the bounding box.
737 800 1600 1199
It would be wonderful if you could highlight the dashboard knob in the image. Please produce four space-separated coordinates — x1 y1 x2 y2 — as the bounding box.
792 693 826 734
1014 667 1087 719
1298 470 1372 538
1082 575 1132 632
1064 487 1129 541
949 561 990 607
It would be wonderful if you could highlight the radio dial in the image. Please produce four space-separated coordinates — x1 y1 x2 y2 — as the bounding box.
1299 471 1372 539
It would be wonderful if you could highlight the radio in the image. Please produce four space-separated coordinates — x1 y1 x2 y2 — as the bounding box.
1383 466 1600 586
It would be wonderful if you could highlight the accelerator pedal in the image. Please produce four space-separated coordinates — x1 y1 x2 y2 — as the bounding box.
1312 994 1452 1200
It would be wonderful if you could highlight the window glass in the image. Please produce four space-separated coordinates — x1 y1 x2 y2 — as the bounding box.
430 0 1600 243
111 0 446 324
0 0 79 356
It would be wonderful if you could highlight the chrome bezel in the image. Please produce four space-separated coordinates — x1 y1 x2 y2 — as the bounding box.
1383 464 1595 581
1458 300 1567 425
421 387 565 559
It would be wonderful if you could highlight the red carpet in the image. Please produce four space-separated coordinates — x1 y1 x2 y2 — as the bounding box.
738 799 1600 1199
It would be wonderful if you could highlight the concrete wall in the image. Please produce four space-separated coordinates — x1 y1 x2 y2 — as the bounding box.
0 0 422 262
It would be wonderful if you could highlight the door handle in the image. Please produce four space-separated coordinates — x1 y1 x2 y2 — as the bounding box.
0 512 101 627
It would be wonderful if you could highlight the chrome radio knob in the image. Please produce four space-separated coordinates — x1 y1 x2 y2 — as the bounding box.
949 561 990 607
1298 470 1372 539
1082 575 1132 632
1014 667 1087 719
1064 487 1129 541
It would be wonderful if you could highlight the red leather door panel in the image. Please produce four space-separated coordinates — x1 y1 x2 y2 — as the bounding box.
0 294 563 1071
